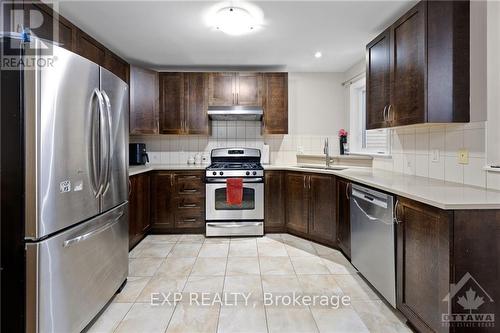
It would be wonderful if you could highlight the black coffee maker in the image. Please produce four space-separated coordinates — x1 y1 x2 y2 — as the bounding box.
129 143 149 165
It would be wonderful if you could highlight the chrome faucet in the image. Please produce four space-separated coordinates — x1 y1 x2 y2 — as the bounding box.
324 138 330 168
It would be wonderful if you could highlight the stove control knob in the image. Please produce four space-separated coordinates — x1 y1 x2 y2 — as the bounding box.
212 171 217 176
219 171 224 176
252 171 257 175
246 171 250 176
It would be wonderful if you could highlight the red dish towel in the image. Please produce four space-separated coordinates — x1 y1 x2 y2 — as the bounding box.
226 178 243 206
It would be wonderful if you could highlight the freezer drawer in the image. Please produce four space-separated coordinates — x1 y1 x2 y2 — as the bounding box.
26 203 129 333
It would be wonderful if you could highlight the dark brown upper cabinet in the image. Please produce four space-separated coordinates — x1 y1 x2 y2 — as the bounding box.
159 72 184 134
366 29 391 130
20 1 129 83
262 73 288 134
208 72 235 106
366 0 469 129
208 72 262 106
159 72 209 135
130 66 159 135
184 72 210 135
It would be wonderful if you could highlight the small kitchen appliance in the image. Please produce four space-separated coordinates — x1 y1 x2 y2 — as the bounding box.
129 143 149 165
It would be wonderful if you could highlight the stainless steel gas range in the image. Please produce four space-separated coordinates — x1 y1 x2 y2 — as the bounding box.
205 148 264 236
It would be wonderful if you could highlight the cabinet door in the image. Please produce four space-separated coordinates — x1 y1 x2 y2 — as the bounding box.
336 178 351 258
138 174 151 233
128 174 150 249
263 73 288 134
390 2 426 127
264 171 285 232
236 73 262 106
159 72 184 134
366 28 391 129
75 30 106 66
396 197 450 333
309 174 336 244
208 72 235 106
151 172 174 230
185 72 209 135
24 2 75 51
104 50 129 83
130 66 158 135
285 173 309 234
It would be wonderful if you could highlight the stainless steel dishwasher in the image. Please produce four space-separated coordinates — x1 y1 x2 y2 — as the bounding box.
350 183 396 307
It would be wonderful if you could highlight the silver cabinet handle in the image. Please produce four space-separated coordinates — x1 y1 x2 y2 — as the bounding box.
128 178 132 196
182 189 198 193
383 105 388 121
182 203 197 208
394 199 401 224
387 104 394 122
63 211 124 248
346 182 350 200
183 218 197 222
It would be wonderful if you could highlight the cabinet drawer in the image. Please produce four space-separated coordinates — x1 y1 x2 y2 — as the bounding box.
174 174 204 195
174 209 205 228
173 196 205 210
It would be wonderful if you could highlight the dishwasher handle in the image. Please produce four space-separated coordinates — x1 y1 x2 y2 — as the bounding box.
351 188 388 209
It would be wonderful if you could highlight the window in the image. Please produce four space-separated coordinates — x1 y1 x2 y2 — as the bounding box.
348 78 390 155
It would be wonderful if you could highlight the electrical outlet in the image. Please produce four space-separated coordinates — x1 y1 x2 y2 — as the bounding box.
458 149 469 165
431 149 440 162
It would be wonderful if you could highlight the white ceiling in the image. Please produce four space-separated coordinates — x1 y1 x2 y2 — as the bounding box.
57 0 416 72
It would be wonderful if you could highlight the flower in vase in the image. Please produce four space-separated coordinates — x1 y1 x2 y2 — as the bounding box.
338 129 348 138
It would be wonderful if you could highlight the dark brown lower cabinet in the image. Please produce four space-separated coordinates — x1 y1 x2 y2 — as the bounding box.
396 197 500 333
285 172 309 235
285 172 336 245
151 171 205 233
264 171 286 233
129 173 151 249
336 178 351 258
308 174 336 245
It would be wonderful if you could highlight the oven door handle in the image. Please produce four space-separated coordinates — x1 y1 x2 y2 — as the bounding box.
206 177 263 183
206 222 263 228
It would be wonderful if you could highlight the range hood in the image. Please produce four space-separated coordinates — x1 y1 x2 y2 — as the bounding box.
208 106 263 121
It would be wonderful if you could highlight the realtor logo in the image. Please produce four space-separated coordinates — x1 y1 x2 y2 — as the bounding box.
442 272 495 328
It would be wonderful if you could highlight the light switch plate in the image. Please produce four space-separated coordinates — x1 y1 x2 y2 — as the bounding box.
458 149 469 164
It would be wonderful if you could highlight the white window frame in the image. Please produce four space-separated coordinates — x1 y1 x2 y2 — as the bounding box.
348 77 391 156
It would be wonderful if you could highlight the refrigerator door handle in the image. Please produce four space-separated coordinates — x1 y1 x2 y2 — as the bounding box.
96 89 108 197
100 89 113 194
93 89 107 197
63 211 124 248
88 89 99 196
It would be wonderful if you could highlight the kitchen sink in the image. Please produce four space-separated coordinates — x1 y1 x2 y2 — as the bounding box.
297 165 347 171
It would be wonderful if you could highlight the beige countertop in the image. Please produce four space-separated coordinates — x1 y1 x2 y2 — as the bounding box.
129 163 500 210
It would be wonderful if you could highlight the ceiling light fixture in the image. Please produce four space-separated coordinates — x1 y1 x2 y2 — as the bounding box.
315 51 322 58
206 1 264 36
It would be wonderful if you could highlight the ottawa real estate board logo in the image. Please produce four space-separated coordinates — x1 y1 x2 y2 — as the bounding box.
442 272 495 329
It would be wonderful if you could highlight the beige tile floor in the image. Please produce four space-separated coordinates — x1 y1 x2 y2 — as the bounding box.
88 234 412 333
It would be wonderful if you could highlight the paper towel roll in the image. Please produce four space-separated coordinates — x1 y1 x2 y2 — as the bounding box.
261 144 270 164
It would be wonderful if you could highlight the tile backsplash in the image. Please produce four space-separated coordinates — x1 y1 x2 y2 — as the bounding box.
372 122 488 188
131 120 495 190
130 121 341 166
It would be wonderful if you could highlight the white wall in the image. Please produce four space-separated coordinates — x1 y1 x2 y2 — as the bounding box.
288 72 346 135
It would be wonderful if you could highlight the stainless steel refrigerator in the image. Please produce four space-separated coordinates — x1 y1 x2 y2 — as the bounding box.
0 37 129 332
